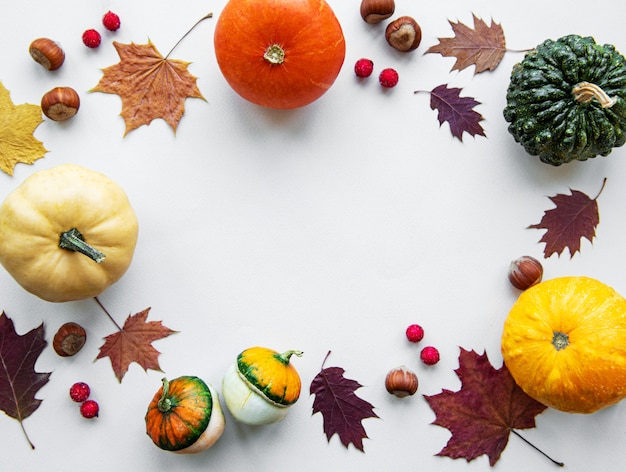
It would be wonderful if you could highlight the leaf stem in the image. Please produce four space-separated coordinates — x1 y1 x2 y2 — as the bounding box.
93 297 122 331
594 177 608 201
19 419 35 450
165 12 213 59
511 429 564 467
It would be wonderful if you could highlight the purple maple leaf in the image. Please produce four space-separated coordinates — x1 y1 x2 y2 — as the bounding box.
428 84 486 141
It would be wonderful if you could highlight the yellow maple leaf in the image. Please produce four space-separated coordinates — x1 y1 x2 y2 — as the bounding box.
91 41 205 136
0 82 47 176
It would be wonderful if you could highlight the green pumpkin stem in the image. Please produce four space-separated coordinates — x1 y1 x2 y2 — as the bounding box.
157 378 173 413
277 350 303 364
573 81 617 108
59 228 106 263
264 44 285 65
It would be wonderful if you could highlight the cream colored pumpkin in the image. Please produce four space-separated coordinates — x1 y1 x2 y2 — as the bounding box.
0 164 138 302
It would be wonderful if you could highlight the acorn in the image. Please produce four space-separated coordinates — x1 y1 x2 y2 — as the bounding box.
53 322 87 357
29 38 65 71
41 87 80 121
385 366 418 397
508 256 543 290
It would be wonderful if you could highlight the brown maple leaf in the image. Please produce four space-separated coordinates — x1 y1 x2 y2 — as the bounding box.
424 349 560 467
95 307 177 382
91 41 205 135
529 178 606 259
0 82 47 175
0 312 50 449
426 14 506 74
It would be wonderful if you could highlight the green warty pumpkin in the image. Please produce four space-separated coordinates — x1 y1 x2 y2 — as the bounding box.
503 34 626 165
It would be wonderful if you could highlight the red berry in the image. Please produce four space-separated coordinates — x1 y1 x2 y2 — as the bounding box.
420 346 440 365
80 400 99 418
354 58 374 78
405 324 424 343
82 29 102 48
102 11 121 31
379 68 399 88
69 382 91 403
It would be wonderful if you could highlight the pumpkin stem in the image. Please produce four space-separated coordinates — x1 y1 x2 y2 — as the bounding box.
277 350 303 364
552 331 570 351
572 82 617 108
157 378 173 413
59 228 106 263
264 44 285 65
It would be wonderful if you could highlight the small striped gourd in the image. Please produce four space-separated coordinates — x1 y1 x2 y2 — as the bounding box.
222 347 303 425
145 376 225 453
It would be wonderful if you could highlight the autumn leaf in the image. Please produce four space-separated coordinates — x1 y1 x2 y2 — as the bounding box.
310 351 378 452
91 40 205 136
426 14 506 74
529 178 606 259
417 84 485 141
0 312 51 449
0 82 47 175
95 308 177 382
424 349 559 467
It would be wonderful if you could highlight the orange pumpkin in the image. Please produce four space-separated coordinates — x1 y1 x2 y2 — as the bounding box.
501 276 626 414
214 0 346 109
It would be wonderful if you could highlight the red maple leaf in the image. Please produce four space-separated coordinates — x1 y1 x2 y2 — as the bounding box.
418 84 486 141
310 351 378 452
528 178 606 258
424 349 554 467
95 308 177 382
0 312 50 449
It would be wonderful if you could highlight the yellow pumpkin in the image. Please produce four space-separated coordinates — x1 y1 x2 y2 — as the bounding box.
222 346 303 425
501 276 626 413
0 164 138 302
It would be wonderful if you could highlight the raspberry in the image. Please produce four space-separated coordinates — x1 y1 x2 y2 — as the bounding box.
379 68 399 88
420 346 440 365
69 382 91 403
405 324 424 343
354 58 374 78
102 11 121 31
80 400 99 418
82 29 102 48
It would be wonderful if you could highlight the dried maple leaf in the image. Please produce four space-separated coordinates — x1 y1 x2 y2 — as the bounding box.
310 351 378 452
418 84 486 141
528 178 606 259
424 349 557 467
95 307 177 382
91 41 205 135
0 82 47 175
426 14 506 74
0 312 50 449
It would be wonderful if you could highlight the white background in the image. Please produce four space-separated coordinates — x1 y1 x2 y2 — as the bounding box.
1 0 626 471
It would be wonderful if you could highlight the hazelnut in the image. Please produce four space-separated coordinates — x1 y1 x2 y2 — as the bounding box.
360 0 395 24
385 366 418 397
29 38 65 71
53 322 87 357
41 87 80 121
385 16 422 52
508 256 543 290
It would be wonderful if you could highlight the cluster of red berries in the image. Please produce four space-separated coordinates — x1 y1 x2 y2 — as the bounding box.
82 11 121 49
354 58 399 88
69 382 99 419
405 323 440 365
